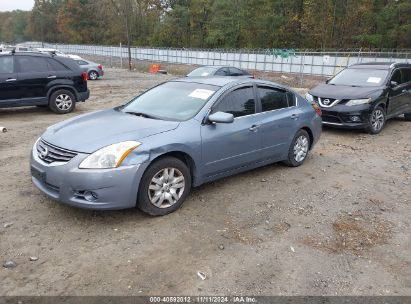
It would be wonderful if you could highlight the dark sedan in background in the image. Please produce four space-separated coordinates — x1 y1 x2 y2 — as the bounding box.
306 62 411 134
187 65 253 78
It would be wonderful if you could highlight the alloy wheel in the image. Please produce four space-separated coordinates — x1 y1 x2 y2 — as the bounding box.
293 135 309 162
371 109 384 132
148 167 185 208
89 71 98 80
55 94 73 110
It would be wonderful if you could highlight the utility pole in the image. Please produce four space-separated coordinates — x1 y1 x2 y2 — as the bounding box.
124 0 132 70
330 0 338 47
110 0 133 70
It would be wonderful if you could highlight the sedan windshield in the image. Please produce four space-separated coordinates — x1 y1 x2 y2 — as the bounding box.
329 68 389 87
121 82 220 121
187 67 218 77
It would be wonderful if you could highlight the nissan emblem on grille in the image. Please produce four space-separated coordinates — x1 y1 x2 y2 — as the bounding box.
323 99 331 105
37 139 78 164
39 146 48 159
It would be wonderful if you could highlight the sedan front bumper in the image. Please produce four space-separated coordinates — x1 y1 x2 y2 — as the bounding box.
30 148 148 210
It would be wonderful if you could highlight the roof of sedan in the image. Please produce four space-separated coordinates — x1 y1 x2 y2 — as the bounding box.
201 65 229 68
174 76 271 87
176 76 286 89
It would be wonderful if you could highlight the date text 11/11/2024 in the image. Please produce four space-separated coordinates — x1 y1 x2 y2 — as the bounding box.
149 296 257 303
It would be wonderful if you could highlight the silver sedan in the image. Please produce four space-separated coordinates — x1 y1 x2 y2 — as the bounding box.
75 59 104 80
30 77 322 215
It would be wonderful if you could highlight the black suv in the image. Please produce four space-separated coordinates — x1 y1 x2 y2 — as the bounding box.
0 52 89 114
306 62 411 134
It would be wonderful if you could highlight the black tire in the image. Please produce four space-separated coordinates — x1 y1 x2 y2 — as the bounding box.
137 157 191 216
283 129 311 167
88 70 99 80
404 113 411 121
48 89 76 114
366 106 386 134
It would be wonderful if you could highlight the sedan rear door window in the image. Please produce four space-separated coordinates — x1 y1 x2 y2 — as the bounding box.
213 87 255 117
257 86 289 111
76 60 89 65
229 67 245 76
215 68 229 76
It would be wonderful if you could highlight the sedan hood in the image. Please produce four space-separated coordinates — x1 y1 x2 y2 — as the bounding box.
309 84 384 99
42 109 179 153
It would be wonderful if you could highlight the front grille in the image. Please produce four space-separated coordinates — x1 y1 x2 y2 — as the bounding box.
36 139 77 164
314 96 340 108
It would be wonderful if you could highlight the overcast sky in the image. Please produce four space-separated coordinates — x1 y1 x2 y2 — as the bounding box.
0 0 34 12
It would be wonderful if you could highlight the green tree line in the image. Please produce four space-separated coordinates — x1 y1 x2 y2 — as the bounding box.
1 0 410 49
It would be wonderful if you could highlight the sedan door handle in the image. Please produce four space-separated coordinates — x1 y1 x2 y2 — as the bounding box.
291 114 299 119
47 75 57 79
6 78 17 82
249 125 260 132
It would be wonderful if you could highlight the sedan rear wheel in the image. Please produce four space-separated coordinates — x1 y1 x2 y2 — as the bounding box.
137 157 191 216
283 129 310 167
293 135 309 162
88 71 99 80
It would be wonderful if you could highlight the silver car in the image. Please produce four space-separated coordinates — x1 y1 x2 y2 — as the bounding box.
30 77 322 216
75 59 104 80
187 65 253 78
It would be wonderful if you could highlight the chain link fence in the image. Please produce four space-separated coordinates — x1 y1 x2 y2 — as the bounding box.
24 42 411 77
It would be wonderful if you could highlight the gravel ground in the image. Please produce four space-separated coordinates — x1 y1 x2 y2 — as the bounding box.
0 69 410 296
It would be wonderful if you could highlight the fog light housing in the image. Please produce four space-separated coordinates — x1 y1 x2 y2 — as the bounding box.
350 116 361 122
84 191 99 202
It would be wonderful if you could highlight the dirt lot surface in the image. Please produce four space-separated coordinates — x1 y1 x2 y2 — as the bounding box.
0 69 410 296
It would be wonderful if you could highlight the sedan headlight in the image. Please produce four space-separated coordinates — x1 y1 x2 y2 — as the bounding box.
79 141 141 169
305 93 314 102
345 98 371 106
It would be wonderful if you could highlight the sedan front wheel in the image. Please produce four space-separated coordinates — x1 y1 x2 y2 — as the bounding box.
137 157 191 216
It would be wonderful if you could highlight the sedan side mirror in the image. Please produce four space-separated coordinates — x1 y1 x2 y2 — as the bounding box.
208 111 234 124
390 81 399 88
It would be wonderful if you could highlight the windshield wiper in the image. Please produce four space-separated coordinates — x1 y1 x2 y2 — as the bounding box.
125 111 158 119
